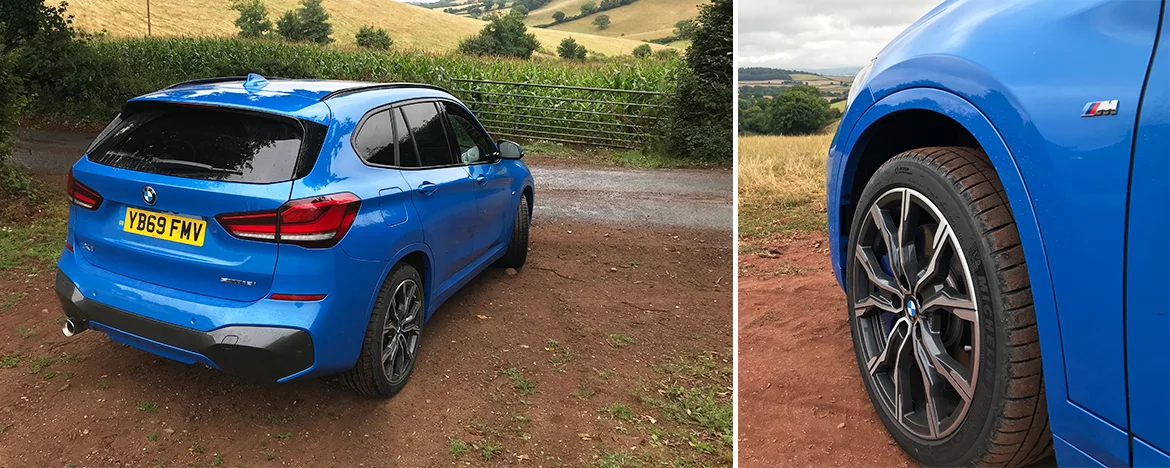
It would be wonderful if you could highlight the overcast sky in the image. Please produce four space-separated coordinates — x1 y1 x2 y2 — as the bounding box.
737 0 942 71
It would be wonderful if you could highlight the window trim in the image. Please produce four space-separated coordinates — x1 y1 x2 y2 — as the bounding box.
350 97 501 171
440 101 502 166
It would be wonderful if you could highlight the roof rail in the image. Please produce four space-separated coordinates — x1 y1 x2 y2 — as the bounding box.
319 83 453 101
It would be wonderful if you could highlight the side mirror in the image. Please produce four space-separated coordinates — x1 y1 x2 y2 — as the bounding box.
498 140 524 160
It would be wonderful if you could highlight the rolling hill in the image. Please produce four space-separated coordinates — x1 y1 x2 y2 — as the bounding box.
525 0 698 42
61 0 672 57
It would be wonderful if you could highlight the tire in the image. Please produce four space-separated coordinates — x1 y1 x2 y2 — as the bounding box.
342 263 425 398
845 147 1052 467
495 196 530 269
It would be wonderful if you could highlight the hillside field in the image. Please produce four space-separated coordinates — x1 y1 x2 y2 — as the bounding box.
61 0 671 57
534 0 700 42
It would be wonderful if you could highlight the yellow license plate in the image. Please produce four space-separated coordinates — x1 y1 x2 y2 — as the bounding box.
123 207 207 247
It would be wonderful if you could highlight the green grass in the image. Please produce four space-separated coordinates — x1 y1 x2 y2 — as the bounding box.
572 380 596 400
212 454 224 466
472 438 504 461
597 451 643 468
606 333 637 348
1 352 20 368
15 326 35 338
148 430 158 441
0 292 25 312
449 437 469 456
274 431 293 441
545 339 577 367
603 402 636 421
501 367 536 396
638 353 732 462
137 401 159 413
27 355 55 374
0 196 68 273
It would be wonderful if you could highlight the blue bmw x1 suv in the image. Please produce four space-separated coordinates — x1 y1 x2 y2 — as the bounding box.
55 75 535 397
827 0 1167 466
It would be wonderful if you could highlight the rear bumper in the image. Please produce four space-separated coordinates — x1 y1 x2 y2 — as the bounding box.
56 269 314 382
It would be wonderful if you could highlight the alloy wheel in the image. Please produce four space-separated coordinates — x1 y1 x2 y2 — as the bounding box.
852 187 980 440
381 279 422 383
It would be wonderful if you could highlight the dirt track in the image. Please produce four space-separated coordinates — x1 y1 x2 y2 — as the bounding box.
737 232 911 467
0 128 734 466
0 219 731 466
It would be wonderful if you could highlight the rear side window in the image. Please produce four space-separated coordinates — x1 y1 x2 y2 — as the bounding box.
353 110 395 166
88 104 320 184
393 108 420 167
400 102 455 168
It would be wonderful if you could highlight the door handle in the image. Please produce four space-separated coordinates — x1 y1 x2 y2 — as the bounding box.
417 182 437 195
474 175 488 186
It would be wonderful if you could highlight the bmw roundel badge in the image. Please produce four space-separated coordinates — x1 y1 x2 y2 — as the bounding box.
142 186 157 205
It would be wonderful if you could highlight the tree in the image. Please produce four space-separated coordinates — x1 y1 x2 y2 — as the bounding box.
665 0 731 161
673 19 697 40
763 85 832 135
632 44 651 58
457 12 540 59
276 0 333 44
591 14 610 30
355 25 392 50
653 47 679 59
231 0 272 38
552 11 566 22
557 37 587 60
512 4 529 17
580 1 598 16
599 0 621 9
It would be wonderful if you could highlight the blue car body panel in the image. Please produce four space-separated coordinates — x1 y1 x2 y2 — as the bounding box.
58 78 534 382
827 0 1168 465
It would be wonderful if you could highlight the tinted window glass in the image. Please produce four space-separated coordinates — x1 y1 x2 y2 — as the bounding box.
354 110 395 166
393 108 420 168
89 106 307 183
401 102 454 168
443 103 496 164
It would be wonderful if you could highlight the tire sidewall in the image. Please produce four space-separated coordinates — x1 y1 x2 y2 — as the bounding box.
845 154 1009 466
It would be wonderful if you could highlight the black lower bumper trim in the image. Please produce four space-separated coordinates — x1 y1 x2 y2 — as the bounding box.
55 269 314 382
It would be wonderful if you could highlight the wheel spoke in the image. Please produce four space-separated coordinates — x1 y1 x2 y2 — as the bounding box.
855 294 899 317
912 323 949 438
919 319 975 401
871 195 908 291
897 189 922 289
856 246 902 297
890 320 915 425
867 317 911 376
914 221 952 294
403 300 422 325
921 288 977 322
381 334 400 365
399 322 421 335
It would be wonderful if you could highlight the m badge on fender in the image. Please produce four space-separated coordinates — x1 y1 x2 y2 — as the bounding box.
1082 100 1119 117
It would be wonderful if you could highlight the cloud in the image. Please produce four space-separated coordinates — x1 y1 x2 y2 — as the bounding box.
737 0 941 70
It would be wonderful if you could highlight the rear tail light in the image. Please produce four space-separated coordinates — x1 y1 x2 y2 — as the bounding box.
216 193 361 248
269 293 327 301
67 170 103 210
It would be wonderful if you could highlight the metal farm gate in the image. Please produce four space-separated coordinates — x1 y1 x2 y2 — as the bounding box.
450 79 671 149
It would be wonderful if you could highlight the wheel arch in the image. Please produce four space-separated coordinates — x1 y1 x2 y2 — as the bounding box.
385 243 435 314
522 184 534 219
829 87 1070 433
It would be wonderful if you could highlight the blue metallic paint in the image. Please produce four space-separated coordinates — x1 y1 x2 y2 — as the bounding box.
58 79 535 382
827 0 1168 465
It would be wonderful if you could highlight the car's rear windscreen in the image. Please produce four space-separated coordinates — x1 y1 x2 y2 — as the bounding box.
87 103 325 184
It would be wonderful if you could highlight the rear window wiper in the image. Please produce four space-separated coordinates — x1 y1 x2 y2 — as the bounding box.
150 158 244 175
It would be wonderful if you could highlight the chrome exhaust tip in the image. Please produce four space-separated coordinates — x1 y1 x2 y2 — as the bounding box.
62 317 86 337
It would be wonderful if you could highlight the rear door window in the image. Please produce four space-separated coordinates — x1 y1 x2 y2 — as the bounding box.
88 105 315 184
400 102 455 168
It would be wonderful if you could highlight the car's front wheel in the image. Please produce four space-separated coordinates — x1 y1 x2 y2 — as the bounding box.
495 196 530 269
342 263 425 398
846 147 1052 466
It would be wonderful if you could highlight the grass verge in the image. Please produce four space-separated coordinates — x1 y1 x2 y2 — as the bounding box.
737 133 832 241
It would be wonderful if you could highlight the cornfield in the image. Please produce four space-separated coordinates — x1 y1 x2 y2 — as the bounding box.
67 37 680 145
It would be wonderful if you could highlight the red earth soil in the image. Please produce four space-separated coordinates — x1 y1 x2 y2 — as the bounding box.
0 220 732 467
737 232 912 467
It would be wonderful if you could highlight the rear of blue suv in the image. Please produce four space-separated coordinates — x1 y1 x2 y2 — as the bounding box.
56 76 535 397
